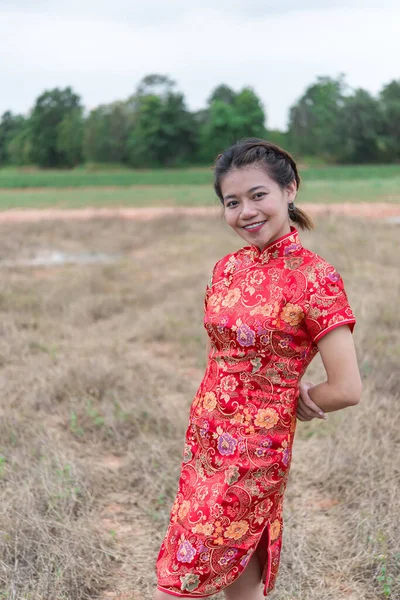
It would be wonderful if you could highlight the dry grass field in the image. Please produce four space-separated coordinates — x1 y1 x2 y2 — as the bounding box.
0 214 399 599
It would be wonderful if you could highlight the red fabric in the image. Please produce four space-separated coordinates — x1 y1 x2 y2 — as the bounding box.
156 227 356 597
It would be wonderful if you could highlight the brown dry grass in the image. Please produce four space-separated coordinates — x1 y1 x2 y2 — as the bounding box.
0 215 398 599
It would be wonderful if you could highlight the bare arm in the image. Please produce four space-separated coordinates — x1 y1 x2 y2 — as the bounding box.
297 380 326 421
306 326 362 413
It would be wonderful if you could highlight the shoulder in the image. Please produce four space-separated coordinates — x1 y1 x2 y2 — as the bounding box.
210 246 255 284
297 247 344 284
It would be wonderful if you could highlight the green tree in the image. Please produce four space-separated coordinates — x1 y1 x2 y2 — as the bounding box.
207 84 236 106
5 116 31 166
233 87 266 139
57 109 84 167
127 75 197 167
199 100 238 161
84 107 110 163
335 89 384 163
84 101 133 164
379 79 400 160
135 73 176 100
30 87 83 167
0 112 27 166
288 75 346 159
199 85 266 162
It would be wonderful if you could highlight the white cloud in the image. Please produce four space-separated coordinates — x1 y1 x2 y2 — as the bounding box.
0 1 399 128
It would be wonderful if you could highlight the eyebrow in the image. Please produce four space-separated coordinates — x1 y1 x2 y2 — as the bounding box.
223 185 267 202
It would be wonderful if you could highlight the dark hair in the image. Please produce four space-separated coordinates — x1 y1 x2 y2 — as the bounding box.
213 137 314 230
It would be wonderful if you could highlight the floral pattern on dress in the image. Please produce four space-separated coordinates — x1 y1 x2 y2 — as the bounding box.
156 227 356 598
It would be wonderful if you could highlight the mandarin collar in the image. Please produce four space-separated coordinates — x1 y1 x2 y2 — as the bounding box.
246 227 302 263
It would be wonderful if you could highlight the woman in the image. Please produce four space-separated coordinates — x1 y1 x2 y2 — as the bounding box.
154 139 362 599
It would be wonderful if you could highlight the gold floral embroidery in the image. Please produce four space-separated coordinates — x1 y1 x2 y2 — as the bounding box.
284 256 304 270
222 288 241 307
178 500 191 520
224 520 249 540
214 520 224 536
192 522 214 535
203 392 217 411
270 519 281 541
280 303 305 326
248 270 266 286
254 408 279 429
250 300 280 318
208 293 223 313
220 375 238 401
223 256 237 275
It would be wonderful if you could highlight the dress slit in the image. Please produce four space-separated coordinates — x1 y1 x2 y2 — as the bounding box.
256 521 272 596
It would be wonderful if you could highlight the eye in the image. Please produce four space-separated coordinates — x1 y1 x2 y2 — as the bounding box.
254 192 266 200
225 200 238 208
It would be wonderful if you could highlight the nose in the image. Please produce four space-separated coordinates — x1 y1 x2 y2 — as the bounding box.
240 199 258 220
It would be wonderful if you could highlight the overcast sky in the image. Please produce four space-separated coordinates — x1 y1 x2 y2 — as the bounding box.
1 0 399 129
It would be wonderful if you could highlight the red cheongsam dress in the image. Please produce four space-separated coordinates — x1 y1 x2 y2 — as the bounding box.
156 227 356 597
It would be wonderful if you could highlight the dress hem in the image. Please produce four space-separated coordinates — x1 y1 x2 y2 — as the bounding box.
157 585 215 598
157 521 273 598
313 318 356 343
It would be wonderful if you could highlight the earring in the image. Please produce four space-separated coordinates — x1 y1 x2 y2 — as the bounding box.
288 202 296 212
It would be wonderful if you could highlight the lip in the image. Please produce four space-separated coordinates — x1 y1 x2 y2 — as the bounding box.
242 220 267 233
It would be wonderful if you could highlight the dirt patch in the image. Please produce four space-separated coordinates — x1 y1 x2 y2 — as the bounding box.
0 202 399 223
0 206 217 222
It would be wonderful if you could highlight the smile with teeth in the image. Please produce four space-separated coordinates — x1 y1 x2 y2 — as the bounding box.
243 220 268 230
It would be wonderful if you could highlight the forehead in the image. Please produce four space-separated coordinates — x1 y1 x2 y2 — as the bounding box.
220 166 276 197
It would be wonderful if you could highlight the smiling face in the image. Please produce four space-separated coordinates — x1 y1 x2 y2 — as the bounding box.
220 165 297 250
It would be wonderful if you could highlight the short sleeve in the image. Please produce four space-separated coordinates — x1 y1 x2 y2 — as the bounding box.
304 264 356 343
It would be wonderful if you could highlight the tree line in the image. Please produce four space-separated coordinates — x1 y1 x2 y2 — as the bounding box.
0 74 399 168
